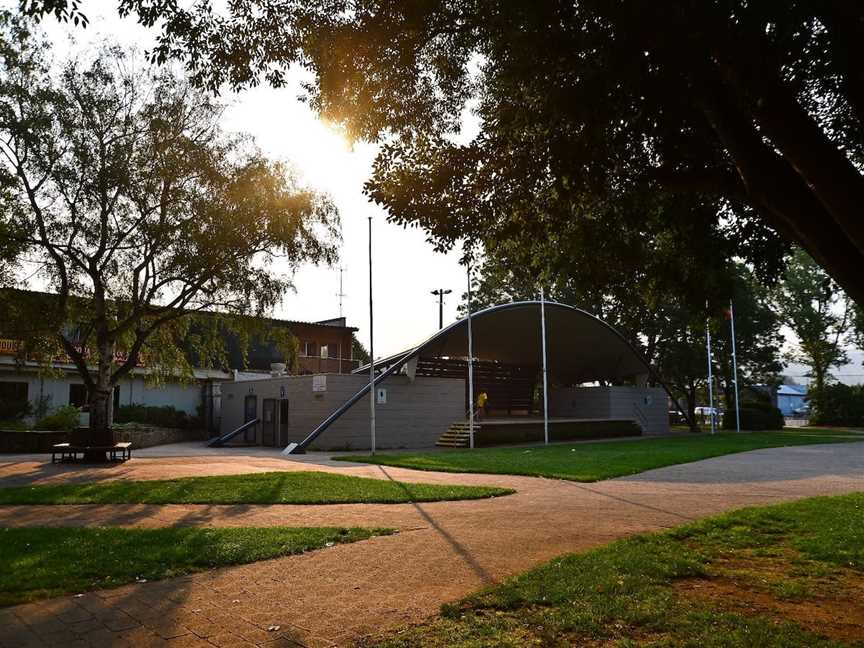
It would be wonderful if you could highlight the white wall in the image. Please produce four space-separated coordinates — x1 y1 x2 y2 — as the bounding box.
117 377 201 415
0 371 202 416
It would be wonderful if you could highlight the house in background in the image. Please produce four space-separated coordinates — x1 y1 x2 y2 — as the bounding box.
236 317 358 376
776 384 807 416
0 290 359 434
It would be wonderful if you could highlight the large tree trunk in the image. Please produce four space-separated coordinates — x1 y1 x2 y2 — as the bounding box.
697 76 864 307
84 344 116 461
684 386 699 433
88 388 114 444
810 363 827 423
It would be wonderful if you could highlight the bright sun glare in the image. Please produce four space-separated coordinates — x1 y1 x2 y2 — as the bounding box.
285 119 360 196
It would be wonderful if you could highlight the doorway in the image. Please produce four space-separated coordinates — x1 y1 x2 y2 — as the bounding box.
243 394 257 443
262 398 277 447
278 399 290 446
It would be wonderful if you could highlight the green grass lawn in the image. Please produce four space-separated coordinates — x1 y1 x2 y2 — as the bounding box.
366 492 864 647
335 428 864 482
0 526 389 607
0 470 513 505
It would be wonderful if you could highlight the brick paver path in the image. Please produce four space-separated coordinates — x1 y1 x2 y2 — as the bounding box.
1 442 863 647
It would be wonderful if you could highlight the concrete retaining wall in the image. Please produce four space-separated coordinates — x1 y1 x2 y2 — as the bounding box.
0 425 201 452
549 386 669 435
113 426 204 449
0 429 68 453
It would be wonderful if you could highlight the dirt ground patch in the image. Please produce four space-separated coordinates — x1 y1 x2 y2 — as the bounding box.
675 553 864 644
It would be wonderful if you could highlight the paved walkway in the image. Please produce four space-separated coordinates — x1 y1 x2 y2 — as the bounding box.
0 442 863 647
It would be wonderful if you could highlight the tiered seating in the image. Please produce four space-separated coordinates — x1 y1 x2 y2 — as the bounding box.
416 357 537 414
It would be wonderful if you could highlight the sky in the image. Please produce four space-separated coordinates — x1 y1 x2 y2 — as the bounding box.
25 3 471 359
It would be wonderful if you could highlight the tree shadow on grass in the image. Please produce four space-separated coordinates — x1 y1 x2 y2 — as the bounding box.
0 521 370 647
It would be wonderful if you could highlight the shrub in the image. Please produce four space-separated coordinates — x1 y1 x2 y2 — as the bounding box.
810 384 864 427
0 398 30 420
114 404 195 429
723 400 784 431
35 405 80 431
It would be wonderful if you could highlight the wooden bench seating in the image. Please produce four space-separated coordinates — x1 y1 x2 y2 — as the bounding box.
52 441 132 463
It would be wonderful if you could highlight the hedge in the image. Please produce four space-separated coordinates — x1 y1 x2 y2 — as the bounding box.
114 404 199 429
722 401 784 431
34 405 81 431
810 384 864 427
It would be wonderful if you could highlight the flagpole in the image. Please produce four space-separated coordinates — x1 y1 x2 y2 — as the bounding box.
729 300 741 433
540 288 549 445
368 216 376 454
706 319 716 435
467 265 475 449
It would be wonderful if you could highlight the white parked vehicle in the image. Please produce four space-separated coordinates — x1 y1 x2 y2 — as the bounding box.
694 406 721 417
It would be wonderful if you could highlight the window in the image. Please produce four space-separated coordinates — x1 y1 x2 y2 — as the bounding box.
0 381 28 401
69 384 119 411
328 344 338 359
320 345 328 359
69 384 88 408
303 341 317 357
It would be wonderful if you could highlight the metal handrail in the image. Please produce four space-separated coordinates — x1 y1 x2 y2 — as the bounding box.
207 417 259 447
284 349 416 454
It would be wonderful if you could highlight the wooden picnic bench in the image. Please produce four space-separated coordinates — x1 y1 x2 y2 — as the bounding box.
52 441 132 463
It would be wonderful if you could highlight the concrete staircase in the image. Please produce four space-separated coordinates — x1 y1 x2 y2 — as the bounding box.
436 422 481 448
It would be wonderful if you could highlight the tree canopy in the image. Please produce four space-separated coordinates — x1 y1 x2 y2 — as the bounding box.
0 13 339 443
21 0 864 304
775 248 854 417
465 212 783 428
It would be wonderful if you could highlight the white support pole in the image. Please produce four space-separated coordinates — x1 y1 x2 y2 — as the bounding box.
729 300 741 434
540 288 549 445
706 319 716 435
467 265 475 449
368 216 376 454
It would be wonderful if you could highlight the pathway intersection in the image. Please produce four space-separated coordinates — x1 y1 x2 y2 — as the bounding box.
1 442 862 647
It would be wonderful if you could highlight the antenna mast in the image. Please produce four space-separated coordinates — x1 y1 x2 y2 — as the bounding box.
336 267 347 318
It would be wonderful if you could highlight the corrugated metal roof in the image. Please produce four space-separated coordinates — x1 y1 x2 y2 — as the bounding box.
778 384 807 396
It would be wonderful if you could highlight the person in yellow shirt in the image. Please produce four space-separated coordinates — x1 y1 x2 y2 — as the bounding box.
477 391 489 419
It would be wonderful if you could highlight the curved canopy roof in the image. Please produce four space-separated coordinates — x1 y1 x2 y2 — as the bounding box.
364 301 652 385
289 301 681 453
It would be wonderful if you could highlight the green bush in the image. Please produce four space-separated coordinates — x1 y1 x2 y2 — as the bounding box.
0 398 30 420
810 384 864 427
722 401 784 431
35 405 80 431
114 404 196 429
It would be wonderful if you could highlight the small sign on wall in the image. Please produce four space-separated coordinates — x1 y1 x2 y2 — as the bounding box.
312 375 327 393
376 388 387 404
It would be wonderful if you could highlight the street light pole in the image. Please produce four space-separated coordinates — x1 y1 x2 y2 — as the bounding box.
706 319 716 435
430 289 452 329
729 300 741 434
368 216 376 455
467 268 475 449
540 288 549 445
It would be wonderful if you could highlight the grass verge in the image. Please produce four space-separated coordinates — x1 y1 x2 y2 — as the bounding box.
366 492 864 647
335 428 863 482
0 526 389 607
0 471 513 505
